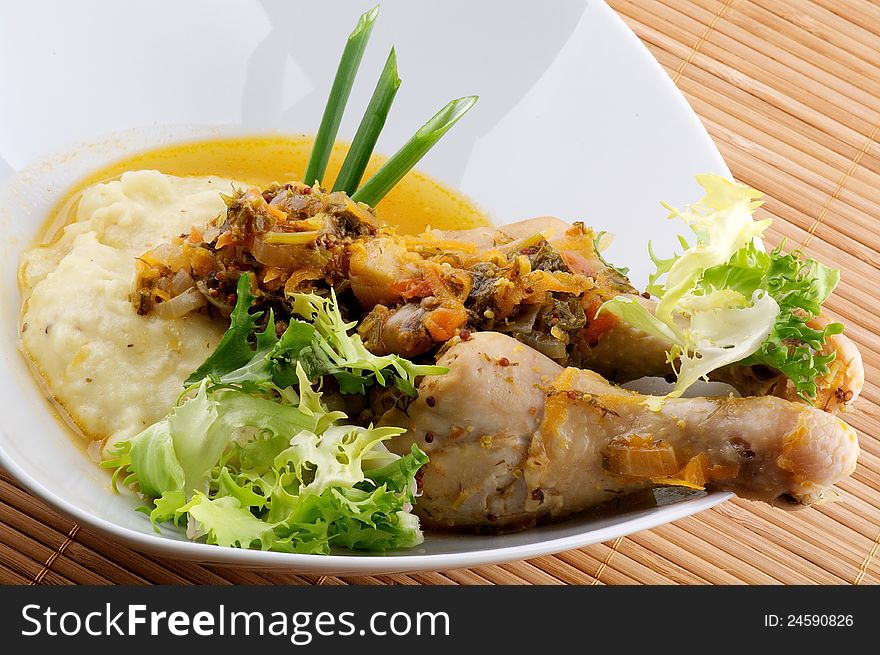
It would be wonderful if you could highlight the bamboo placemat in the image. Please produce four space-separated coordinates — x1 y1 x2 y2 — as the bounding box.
2 0 879 585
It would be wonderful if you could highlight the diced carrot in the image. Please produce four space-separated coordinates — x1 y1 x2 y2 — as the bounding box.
651 453 739 490
215 231 236 250
605 437 679 478
263 267 285 284
187 227 203 245
424 307 468 341
188 247 216 277
266 205 288 221
580 301 616 345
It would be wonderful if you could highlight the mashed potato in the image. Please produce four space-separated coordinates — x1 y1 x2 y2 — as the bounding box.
19 170 232 445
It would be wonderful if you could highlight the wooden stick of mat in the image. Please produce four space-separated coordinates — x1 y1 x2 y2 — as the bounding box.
526 553 604 584
802 119 880 248
671 0 732 83
591 537 624 585
854 531 880 585
30 523 79 585
785 15 880 581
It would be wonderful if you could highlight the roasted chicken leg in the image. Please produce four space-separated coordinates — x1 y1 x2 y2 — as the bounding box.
383 332 859 529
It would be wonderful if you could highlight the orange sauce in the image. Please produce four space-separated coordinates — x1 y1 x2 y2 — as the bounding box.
39 134 490 245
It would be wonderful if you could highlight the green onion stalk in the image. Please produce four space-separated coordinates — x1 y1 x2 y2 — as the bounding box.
303 5 379 187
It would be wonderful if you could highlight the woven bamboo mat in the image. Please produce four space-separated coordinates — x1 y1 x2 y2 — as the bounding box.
2 0 879 585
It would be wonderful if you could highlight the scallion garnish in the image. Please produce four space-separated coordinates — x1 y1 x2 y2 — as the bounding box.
303 5 475 207
332 48 401 195
303 5 379 187
352 95 478 207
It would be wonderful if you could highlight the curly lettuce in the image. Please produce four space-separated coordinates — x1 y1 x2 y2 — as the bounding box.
188 276 445 395
719 243 843 400
600 174 842 405
103 280 436 553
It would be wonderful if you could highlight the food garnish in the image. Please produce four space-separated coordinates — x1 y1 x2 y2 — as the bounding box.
103 276 437 553
600 174 843 404
303 6 379 188
303 5 477 205
332 47 401 195
350 95 478 207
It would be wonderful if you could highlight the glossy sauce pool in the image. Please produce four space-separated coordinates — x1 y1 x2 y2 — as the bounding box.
39 135 490 245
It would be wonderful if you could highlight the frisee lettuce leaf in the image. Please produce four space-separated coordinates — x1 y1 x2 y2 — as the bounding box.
103 282 438 553
600 174 842 405
363 444 429 493
288 289 446 395
650 174 769 322
728 244 843 400
187 275 445 396
185 275 265 385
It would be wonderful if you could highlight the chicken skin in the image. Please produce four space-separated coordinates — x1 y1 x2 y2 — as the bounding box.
383 332 859 529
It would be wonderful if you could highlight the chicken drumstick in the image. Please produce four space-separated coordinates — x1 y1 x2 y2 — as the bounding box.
383 332 859 529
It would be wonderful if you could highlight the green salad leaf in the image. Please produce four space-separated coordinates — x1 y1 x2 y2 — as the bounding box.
288 290 446 395
185 275 264 385
103 283 437 554
600 174 843 405
363 444 429 493
725 244 843 400
187 275 445 397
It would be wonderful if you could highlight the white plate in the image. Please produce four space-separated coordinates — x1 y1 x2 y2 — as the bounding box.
0 0 732 575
